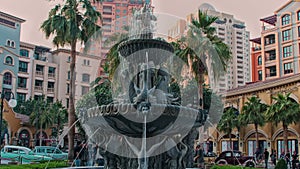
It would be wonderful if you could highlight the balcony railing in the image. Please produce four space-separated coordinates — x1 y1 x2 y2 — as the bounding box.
266 72 277 77
47 88 54 93
284 70 293 74
48 73 55 78
36 71 43 76
265 55 276 61
34 86 43 91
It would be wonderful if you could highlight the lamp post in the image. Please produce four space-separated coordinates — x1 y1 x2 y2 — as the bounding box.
0 91 17 164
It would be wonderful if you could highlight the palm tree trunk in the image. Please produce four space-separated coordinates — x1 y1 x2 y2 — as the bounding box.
255 124 259 150
197 73 204 143
68 41 77 162
283 123 288 154
229 132 232 150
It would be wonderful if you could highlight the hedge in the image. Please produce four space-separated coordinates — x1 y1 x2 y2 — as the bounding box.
211 165 261 169
0 161 68 169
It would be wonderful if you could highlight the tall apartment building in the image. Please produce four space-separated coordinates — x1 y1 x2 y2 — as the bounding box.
88 0 152 76
0 11 25 97
168 3 251 92
251 0 300 82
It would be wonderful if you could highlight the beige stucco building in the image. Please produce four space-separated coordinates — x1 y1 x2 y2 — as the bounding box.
209 74 300 157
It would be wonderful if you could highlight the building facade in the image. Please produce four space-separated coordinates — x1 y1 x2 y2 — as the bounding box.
0 11 25 97
87 0 152 76
0 10 105 147
168 3 251 92
211 74 300 158
251 0 300 82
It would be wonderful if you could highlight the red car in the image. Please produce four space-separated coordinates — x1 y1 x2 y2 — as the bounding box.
215 150 256 167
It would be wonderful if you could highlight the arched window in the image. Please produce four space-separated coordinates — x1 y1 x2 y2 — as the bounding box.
5 56 13 65
6 40 11 46
297 10 300 21
258 56 262 65
11 41 15 47
282 14 290 26
3 72 12 85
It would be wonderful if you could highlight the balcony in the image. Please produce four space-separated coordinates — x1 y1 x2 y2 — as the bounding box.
47 88 54 93
36 71 44 76
48 73 55 78
34 86 43 91
265 55 276 61
284 69 293 74
266 72 277 78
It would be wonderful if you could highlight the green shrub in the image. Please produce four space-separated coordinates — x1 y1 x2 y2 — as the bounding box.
275 159 287 169
0 161 68 169
211 165 261 169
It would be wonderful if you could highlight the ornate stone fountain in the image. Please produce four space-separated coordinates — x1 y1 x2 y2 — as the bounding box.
79 4 207 169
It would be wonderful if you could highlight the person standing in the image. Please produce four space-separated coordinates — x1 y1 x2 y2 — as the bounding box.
255 148 261 163
292 151 298 169
270 149 277 166
74 141 83 166
194 144 204 168
264 148 269 169
286 151 291 169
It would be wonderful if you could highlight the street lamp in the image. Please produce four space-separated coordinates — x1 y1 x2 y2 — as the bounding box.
0 91 17 163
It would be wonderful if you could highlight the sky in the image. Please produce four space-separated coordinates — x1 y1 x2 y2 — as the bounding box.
0 0 287 49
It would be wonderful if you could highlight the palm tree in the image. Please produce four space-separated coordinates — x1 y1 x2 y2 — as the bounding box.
30 99 53 146
172 10 231 108
217 107 239 150
40 0 101 161
266 93 300 153
104 26 129 79
50 101 68 137
240 96 268 150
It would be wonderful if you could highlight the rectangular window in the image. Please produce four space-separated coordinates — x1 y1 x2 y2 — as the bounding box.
20 49 29 57
82 74 90 83
17 93 26 102
83 59 90 66
283 46 292 58
103 18 112 23
35 80 43 91
270 67 276 76
47 82 55 92
18 77 27 88
298 11 300 21
19 61 28 73
66 98 69 108
284 62 293 74
48 67 56 78
298 26 300 37
282 29 291 41
66 84 70 94
47 97 54 103
82 86 89 95
282 15 290 25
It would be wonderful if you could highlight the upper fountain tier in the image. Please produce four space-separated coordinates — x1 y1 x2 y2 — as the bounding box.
118 4 174 59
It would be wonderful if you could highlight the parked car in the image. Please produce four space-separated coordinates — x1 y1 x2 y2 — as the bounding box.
1 145 52 164
204 151 217 164
32 146 68 160
215 150 256 167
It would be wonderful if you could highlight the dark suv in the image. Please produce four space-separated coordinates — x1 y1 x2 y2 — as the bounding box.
215 150 256 167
